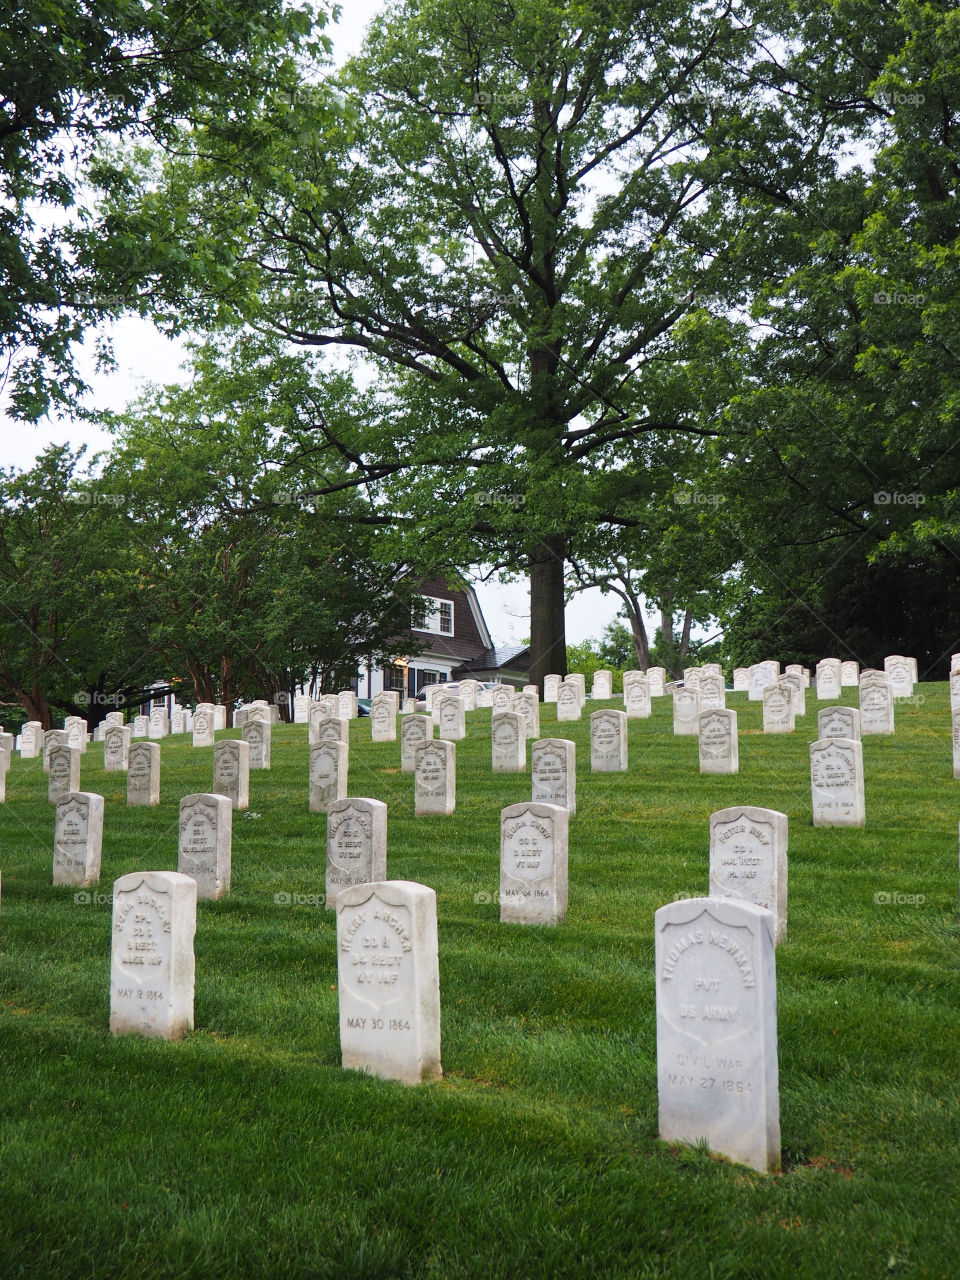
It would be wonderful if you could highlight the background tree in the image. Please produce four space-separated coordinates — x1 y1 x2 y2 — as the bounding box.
88 0 813 688
0 0 329 419
0 446 154 729
101 337 428 715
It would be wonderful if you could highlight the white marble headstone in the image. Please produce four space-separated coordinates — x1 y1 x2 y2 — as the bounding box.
53 791 104 886
47 744 80 803
556 681 582 722
698 709 738 774
499 802 569 925
591 670 613 700
325 797 388 908
337 880 442 1085
698 672 725 711
192 708 215 748
103 724 131 771
109 871 197 1040
815 659 842 700
213 739 250 810
490 685 513 713
437 694 466 741
337 690 358 720
817 706 861 741
761 683 795 734
709 806 788 943
178 793 232 899
883 655 914 698
400 714 434 773
543 674 561 703
590 709 628 772
43 729 70 771
414 740 455 816
531 738 576 815
127 741 160 807
647 668 667 697
370 694 397 742
673 688 700 735
309 740 349 811
655 896 780 1172
64 716 87 752
623 671 651 719
859 679 894 735
20 721 42 758
809 737 865 826
491 711 525 773
242 718 271 769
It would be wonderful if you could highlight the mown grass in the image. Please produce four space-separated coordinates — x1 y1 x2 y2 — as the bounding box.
1 687 958 1279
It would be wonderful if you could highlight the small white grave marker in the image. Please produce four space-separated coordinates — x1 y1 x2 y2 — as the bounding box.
709 806 788 943
337 880 442 1085
309 740 348 811
109 871 197 1040
53 791 104 886
325 797 388 908
531 738 576 815
127 741 160 806
698 709 738 774
178 793 232 899
500 802 568 925
400 715 434 773
590 709 628 772
414 740 455 816
656 896 780 1172
491 711 525 773
810 737 865 826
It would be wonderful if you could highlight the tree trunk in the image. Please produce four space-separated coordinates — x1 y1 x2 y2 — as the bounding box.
21 685 53 729
528 533 567 690
679 608 694 662
629 611 651 670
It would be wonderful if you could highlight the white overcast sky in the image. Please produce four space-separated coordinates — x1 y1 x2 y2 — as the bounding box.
2 0 644 648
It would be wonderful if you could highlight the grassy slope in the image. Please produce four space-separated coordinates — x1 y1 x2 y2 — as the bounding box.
0 688 958 1279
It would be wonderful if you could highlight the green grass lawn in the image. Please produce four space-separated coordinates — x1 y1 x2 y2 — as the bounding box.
1 688 958 1279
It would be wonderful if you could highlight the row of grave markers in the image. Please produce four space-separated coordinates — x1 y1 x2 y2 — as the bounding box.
11 648 939 764
6 651 958 1179
5 686 958 830
100 795 793 1167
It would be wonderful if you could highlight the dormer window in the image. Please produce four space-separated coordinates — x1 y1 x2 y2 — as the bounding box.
413 596 454 635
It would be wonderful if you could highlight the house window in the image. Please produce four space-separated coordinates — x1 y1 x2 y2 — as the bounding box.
412 596 454 636
383 664 406 692
412 670 447 695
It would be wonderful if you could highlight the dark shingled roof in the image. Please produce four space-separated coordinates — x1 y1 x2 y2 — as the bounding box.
453 644 530 675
